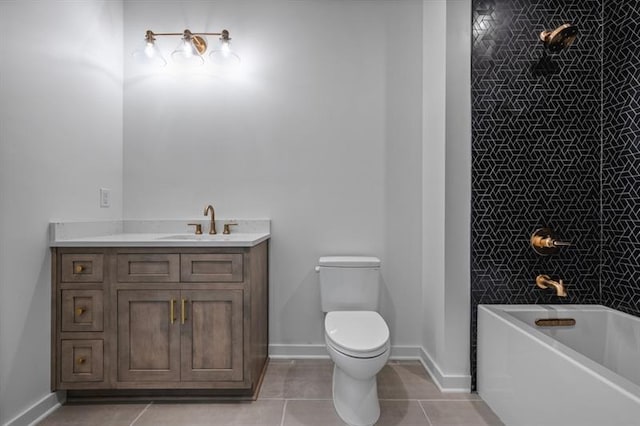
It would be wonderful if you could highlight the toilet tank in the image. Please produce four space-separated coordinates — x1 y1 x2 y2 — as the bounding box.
317 256 381 312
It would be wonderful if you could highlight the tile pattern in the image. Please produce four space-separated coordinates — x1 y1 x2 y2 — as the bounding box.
38 360 502 426
602 1 640 317
471 0 602 389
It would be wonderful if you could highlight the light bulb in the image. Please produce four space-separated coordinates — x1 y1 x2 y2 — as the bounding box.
132 38 166 67
209 39 240 66
171 30 206 66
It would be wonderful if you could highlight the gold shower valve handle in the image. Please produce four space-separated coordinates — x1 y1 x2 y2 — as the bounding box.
531 228 571 255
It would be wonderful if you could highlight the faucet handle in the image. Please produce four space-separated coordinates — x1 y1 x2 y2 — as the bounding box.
531 228 571 255
223 223 238 235
187 223 203 235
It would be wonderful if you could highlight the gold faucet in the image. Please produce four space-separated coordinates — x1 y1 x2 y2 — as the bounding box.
204 204 216 234
536 274 567 297
530 228 571 255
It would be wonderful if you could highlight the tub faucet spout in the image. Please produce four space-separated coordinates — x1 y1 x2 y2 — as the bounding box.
536 274 567 297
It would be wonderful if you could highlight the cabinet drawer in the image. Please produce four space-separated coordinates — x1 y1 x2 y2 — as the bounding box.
61 340 104 383
61 290 104 332
181 254 243 282
61 254 104 283
117 254 179 282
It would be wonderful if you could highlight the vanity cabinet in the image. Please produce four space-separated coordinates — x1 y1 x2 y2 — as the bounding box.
51 242 268 399
116 288 244 383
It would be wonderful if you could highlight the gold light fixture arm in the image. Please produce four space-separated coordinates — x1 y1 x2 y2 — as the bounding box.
145 29 230 39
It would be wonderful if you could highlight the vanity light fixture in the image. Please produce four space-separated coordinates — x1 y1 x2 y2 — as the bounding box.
133 29 240 67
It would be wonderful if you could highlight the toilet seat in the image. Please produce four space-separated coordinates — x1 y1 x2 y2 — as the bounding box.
325 311 389 358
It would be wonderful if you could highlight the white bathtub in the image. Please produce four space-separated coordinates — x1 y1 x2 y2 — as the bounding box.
478 305 640 426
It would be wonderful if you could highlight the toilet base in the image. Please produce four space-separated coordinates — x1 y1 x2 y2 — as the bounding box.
332 364 380 426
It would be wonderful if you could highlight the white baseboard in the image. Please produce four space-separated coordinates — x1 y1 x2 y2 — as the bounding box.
3 391 65 426
268 344 470 392
418 347 471 392
269 344 329 358
268 344 425 360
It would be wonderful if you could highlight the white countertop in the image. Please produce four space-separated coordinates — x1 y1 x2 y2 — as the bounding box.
49 219 270 247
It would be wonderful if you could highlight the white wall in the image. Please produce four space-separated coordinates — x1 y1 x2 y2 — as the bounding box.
421 0 471 390
122 0 424 351
421 0 447 376
444 0 471 381
0 1 123 424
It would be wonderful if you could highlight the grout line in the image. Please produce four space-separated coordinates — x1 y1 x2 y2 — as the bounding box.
280 399 288 426
129 401 153 426
418 400 434 426
282 398 332 401
380 398 481 402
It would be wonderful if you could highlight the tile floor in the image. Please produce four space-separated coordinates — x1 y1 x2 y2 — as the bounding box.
38 360 503 425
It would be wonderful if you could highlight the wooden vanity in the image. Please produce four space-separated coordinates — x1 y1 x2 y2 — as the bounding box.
50 233 269 401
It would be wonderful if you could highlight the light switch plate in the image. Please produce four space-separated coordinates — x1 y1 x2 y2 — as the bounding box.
100 188 111 208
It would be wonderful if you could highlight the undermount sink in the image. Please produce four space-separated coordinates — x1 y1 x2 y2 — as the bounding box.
156 234 232 241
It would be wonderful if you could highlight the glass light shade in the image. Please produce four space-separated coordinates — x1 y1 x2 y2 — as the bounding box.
171 38 205 66
209 39 240 66
132 40 167 67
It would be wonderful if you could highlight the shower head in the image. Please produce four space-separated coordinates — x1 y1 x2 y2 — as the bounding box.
539 24 578 53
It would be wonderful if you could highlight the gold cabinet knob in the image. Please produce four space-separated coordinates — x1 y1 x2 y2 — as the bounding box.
74 264 85 274
75 307 86 316
76 357 86 364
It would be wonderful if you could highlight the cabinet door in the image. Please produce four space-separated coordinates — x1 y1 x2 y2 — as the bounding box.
117 290 181 382
180 290 244 382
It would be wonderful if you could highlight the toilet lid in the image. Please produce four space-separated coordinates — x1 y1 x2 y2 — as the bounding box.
325 311 389 357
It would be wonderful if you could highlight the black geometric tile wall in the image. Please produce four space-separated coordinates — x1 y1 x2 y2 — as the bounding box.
602 1 640 317
471 0 602 389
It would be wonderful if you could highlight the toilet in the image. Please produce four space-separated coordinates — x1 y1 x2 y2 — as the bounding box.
317 256 390 426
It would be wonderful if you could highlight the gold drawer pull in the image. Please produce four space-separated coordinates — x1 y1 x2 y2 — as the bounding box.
170 299 176 324
76 357 86 364
75 307 86 316
74 264 86 274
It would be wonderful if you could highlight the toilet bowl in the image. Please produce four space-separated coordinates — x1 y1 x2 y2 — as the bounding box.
324 310 390 426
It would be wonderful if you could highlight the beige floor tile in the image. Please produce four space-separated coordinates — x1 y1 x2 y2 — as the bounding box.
133 400 285 426
376 400 431 426
258 359 295 399
284 399 431 426
420 400 504 426
378 362 478 400
282 399 346 426
260 359 333 400
36 404 147 426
